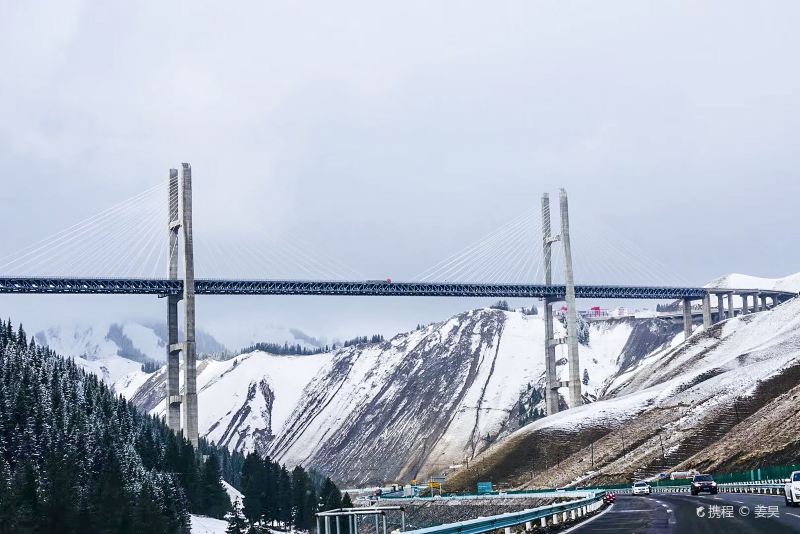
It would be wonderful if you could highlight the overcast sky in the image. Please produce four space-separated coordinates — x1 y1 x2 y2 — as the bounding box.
1 1 798 348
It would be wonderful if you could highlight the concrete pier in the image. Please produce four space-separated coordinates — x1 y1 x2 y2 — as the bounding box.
682 298 692 339
541 193 560 416
717 293 726 322
727 293 734 319
181 163 199 446
166 169 181 433
702 294 712 329
560 189 582 408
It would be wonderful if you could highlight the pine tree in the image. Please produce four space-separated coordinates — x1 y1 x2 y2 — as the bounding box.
341 492 353 508
227 498 248 534
201 454 232 519
319 477 342 511
241 453 265 524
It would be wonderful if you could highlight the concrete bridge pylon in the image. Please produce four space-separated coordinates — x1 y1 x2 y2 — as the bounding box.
164 164 199 447
541 189 582 415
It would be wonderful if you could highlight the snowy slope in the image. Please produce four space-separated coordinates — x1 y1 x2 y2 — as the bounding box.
706 271 800 293
191 515 228 534
132 350 331 452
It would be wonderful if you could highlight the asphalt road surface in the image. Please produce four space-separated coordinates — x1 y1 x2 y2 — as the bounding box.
571 492 800 533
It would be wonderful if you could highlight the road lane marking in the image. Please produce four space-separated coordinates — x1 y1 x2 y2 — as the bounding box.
787 513 800 519
559 504 614 534
611 509 654 512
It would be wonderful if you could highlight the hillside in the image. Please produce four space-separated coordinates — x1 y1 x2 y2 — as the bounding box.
444 294 800 491
266 309 685 486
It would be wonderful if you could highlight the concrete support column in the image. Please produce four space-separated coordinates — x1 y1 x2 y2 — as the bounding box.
741 294 749 315
181 163 199 446
774 295 781 307
727 293 735 319
761 295 768 310
540 518 546 528
552 513 559 525
682 298 692 340
717 293 726 322
166 169 181 433
559 189 581 408
542 194 559 416
702 294 712 329
755 294 762 312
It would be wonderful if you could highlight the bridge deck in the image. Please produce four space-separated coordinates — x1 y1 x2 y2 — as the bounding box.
0 277 794 300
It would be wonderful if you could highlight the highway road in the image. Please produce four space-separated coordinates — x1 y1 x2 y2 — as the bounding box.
571 492 800 533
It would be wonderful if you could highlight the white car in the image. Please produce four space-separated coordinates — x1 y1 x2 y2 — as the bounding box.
785 471 800 507
632 481 652 495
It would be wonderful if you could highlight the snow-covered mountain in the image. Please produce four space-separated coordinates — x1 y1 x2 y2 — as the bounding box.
264 310 684 486
130 350 331 452
123 306 686 486
34 321 226 393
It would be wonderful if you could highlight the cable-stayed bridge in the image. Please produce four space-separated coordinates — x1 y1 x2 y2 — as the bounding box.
0 164 794 445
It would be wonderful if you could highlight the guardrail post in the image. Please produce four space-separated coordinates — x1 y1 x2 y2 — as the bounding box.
540 517 547 528
552 513 559 525
525 521 532 531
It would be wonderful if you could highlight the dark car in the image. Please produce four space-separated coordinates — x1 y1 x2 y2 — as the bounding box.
691 474 718 495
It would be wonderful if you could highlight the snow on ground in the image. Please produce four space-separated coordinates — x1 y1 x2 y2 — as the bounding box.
706 271 800 293
191 515 228 534
113 367 152 398
222 480 243 505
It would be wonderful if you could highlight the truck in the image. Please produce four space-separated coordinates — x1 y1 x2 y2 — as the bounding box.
785 471 800 507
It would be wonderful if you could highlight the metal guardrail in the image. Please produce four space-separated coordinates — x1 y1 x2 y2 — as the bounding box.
402 491 607 534
639 483 786 496
380 490 597 502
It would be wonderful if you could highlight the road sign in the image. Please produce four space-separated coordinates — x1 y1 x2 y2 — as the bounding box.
477 481 493 494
